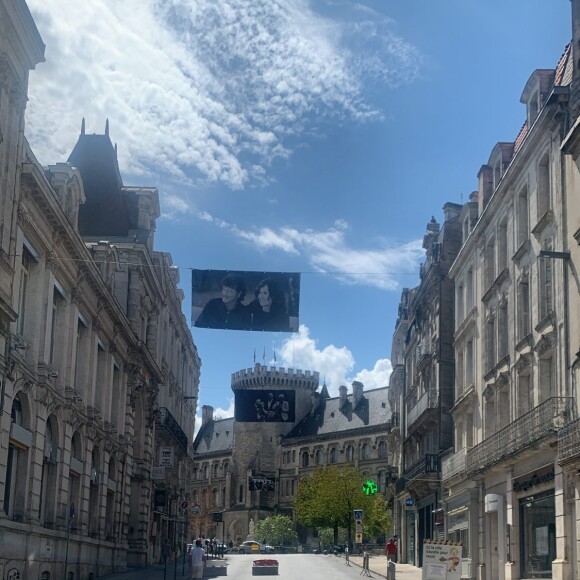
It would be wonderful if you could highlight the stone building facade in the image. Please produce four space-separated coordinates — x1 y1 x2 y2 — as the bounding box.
0 2 201 578
191 364 395 546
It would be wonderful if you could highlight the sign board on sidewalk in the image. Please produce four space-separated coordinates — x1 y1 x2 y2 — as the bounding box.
422 540 462 580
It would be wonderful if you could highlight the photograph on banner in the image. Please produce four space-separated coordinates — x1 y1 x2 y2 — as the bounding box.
235 389 296 422
192 269 300 332
248 476 276 491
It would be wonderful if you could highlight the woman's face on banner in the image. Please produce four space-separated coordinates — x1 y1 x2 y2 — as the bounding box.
258 285 272 309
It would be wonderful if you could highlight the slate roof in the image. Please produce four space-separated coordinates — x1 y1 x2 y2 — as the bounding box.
68 132 132 238
283 387 389 444
193 417 235 456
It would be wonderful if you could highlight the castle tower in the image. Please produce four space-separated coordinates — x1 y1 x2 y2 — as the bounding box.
230 364 319 512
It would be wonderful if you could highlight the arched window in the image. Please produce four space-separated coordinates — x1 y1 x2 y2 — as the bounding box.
315 449 323 465
361 443 371 460
301 451 309 468
345 445 354 462
329 448 337 464
213 464 218 478
105 457 116 539
378 441 387 459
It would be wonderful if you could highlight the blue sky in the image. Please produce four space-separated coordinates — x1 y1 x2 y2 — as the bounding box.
25 0 571 426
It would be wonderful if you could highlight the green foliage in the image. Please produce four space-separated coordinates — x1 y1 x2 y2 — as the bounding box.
318 527 347 547
254 515 298 546
294 466 391 541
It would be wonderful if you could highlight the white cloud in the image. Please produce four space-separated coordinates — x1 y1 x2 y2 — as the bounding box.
185 211 423 290
26 0 421 190
276 325 392 396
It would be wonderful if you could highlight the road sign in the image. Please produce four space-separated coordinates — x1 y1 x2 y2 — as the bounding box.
212 512 223 522
191 503 201 516
354 509 363 520
355 532 363 543
181 501 189 510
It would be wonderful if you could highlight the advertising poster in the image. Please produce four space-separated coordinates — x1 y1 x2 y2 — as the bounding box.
159 446 174 467
192 269 300 332
235 389 296 423
422 542 462 580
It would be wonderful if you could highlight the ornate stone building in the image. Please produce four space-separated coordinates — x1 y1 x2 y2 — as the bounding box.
0 2 201 578
191 364 395 546
443 8 580 580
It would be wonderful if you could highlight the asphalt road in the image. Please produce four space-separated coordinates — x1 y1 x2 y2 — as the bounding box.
223 553 379 579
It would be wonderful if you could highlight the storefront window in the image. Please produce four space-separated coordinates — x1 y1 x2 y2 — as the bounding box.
519 490 555 578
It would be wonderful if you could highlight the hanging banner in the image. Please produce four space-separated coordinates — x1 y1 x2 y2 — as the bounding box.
192 269 300 332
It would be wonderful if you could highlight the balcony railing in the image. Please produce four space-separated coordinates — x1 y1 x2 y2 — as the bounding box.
404 453 440 482
558 417 580 465
442 448 466 482
407 389 438 432
157 407 188 453
466 397 573 475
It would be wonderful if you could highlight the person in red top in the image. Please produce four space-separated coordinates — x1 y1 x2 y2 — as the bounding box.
385 538 397 562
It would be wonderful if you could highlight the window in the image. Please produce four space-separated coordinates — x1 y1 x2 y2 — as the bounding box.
74 318 89 395
539 356 553 403
537 154 550 219
95 343 107 416
466 269 474 311
361 443 371 460
456 350 464 396
484 238 496 289
301 451 309 468
238 485 244 503
49 286 65 366
519 491 555 578
17 247 34 336
518 278 530 340
346 445 354 462
498 301 509 360
517 374 532 417
485 315 496 371
466 340 474 387
539 251 553 321
378 441 387 459
4 397 29 520
498 220 508 273
315 449 323 465
329 448 337 464
517 186 529 248
457 285 464 324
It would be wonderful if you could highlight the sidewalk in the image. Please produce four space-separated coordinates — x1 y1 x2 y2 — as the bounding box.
348 555 422 580
98 557 226 580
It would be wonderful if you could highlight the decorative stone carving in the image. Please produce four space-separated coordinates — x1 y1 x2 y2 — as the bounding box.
535 331 556 356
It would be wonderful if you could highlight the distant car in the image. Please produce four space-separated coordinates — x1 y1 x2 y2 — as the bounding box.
238 541 261 554
236 541 276 554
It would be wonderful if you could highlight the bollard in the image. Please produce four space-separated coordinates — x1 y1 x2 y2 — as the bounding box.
387 560 396 580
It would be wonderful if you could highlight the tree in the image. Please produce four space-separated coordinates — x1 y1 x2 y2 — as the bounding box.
294 465 391 546
254 515 298 546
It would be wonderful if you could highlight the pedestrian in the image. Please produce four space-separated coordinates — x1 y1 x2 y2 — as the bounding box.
162 538 171 564
386 538 397 563
190 538 206 579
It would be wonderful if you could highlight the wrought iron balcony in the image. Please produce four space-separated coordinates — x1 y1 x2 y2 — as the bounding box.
442 448 466 482
157 407 189 453
558 417 580 465
403 453 440 482
466 397 574 475
407 389 438 433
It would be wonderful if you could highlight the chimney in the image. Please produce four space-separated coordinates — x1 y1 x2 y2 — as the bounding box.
201 405 214 427
310 391 321 413
339 385 348 409
352 381 364 408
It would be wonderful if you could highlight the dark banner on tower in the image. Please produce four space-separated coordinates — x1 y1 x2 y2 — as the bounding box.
192 269 300 332
249 476 275 491
235 389 296 423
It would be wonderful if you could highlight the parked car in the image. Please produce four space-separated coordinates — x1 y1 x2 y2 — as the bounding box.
259 543 276 554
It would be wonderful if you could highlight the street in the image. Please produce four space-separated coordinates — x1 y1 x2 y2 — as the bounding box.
100 554 422 580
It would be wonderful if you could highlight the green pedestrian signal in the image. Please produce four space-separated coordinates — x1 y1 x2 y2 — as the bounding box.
362 479 378 496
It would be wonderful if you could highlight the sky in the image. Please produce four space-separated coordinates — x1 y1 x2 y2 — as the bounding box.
24 0 571 428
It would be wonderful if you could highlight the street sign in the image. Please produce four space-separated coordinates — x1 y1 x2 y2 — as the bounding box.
212 512 223 522
181 501 189 510
362 479 378 496
354 509 363 520
191 503 201 516
355 532 363 543
405 497 415 510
